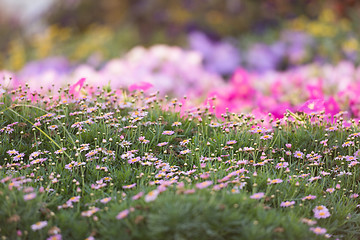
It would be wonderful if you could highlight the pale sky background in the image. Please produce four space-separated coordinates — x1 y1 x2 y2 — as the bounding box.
1 0 55 33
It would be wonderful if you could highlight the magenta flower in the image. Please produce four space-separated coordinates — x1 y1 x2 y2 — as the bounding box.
324 97 340 115
297 99 325 114
69 78 86 98
128 81 153 92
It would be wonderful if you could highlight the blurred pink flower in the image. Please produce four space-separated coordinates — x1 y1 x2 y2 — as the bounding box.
69 78 86 98
297 99 324 114
128 81 153 92
250 192 265 199
116 209 130 220
196 181 213 189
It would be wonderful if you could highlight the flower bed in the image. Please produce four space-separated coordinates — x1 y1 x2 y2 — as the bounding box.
0 85 359 239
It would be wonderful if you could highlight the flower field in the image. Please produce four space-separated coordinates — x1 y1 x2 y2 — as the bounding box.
0 82 360 239
2 1 360 239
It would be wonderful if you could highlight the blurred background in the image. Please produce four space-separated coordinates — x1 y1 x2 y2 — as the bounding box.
3 0 360 119
1 0 360 73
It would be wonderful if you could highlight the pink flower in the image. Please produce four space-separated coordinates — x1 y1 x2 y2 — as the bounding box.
302 195 317 201
128 81 153 92
280 201 295 207
195 181 213 189
260 135 272 140
145 189 159 202
47 234 62 240
157 142 168 147
180 149 191 155
184 189 196 194
307 82 323 99
69 78 86 98
230 68 255 99
81 207 100 217
128 157 140 164
24 192 36 201
226 140 237 145
132 191 144 200
250 192 265 200
342 141 354 147
324 97 340 115
297 99 325 114
100 197 112 204
200 173 210 179
31 221 48 231
268 178 283 185
313 208 330 219
162 130 175 135
123 183 136 189
116 209 130 220
293 151 304 158
301 218 317 226
275 162 289 169
350 193 359 199
313 205 328 212
310 227 327 235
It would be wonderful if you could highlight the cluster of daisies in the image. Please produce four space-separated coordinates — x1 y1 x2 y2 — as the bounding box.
0 84 360 239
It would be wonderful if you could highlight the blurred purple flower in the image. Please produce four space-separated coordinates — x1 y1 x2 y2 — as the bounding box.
188 31 240 75
246 43 283 72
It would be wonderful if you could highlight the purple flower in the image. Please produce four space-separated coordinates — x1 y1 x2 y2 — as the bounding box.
310 227 327 235
116 209 130 220
294 151 304 159
196 181 213 189
250 192 265 199
280 201 295 207
162 131 175 136
188 31 240 75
